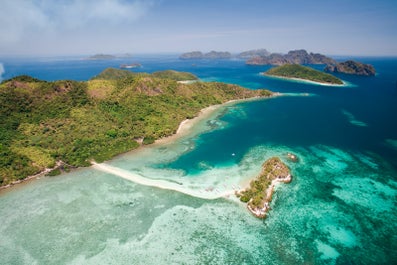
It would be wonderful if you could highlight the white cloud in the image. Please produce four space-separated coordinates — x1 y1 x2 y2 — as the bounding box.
0 0 156 45
0 0 49 44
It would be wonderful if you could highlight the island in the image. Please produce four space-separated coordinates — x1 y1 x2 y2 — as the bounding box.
264 64 344 85
180 51 232 60
236 157 292 218
246 49 337 66
237 49 270 59
85 54 117 60
85 53 134 60
0 69 272 188
324 60 376 76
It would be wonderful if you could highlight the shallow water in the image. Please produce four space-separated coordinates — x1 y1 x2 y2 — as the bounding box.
0 56 396 264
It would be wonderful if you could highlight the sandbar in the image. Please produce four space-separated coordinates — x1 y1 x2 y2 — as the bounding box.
92 162 235 200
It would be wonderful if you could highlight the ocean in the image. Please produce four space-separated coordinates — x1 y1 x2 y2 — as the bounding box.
0 55 396 264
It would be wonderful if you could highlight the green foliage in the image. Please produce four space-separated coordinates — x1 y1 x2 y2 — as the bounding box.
142 136 156 145
239 157 290 209
152 70 198 81
265 64 343 85
0 70 272 186
91 68 136 80
46 169 61 177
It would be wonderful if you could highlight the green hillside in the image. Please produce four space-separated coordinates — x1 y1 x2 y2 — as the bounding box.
265 64 343 85
0 69 272 186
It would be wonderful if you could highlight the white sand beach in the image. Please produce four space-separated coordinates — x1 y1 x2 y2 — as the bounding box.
92 162 235 200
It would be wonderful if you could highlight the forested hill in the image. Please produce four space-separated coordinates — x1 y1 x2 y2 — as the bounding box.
264 64 344 85
0 69 272 186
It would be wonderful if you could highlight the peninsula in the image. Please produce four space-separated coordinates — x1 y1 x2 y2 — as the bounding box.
0 69 272 187
264 64 344 85
237 157 292 218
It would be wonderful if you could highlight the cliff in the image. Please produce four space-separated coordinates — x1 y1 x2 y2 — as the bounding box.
324 60 376 76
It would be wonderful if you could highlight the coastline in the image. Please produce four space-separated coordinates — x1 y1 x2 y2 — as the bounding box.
153 95 277 146
0 95 276 193
263 73 347 87
0 161 66 193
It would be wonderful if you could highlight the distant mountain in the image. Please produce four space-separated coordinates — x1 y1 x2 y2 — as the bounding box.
180 51 232 60
86 54 117 60
237 49 270 59
85 53 134 60
325 60 376 76
246 49 337 66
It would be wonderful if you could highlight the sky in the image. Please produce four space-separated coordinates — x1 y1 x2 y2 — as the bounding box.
0 0 396 56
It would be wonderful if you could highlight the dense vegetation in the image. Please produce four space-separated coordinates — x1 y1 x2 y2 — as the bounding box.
265 64 343 85
151 70 198 81
0 69 272 186
238 157 290 209
92 68 198 81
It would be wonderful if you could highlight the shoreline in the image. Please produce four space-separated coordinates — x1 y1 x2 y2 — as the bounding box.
153 94 280 146
0 161 67 193
263 73 347 87
92 162 236 200
0 95 276 193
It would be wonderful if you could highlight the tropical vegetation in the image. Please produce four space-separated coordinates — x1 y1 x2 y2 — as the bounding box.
265 64 343 85
238 157 290 209
0 69 272 186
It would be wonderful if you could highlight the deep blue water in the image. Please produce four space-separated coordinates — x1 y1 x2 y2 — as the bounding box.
1 55 397 264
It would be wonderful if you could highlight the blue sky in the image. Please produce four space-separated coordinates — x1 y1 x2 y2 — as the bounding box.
0 0 396 56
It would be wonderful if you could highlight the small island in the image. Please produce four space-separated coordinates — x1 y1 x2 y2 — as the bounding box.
85 54 117 60
264 64 344 85
324 60 376 76
180 51 232 60
237 157 292 218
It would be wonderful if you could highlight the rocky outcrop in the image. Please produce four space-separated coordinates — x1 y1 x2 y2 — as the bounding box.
180 51 231 60
246 49 336 66
324 60 376 76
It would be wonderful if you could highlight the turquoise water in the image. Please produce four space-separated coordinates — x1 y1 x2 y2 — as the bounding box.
0 56 396 264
